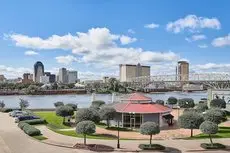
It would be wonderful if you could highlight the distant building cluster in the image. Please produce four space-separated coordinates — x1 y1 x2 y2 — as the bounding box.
57 68 79 84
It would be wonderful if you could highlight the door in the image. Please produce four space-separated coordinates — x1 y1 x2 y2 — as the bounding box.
130 118 135 129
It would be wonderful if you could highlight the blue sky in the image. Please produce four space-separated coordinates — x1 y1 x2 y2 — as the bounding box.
1 0 230 79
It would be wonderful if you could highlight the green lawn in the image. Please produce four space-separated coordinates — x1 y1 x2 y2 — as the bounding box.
32 135 48 141
191 127 230 139
34 111 71 129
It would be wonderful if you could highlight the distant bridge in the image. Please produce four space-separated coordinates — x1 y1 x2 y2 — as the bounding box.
127 73 230 90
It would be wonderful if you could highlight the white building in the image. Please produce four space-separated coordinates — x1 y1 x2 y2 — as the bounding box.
59 68 68 84
40 76 50 84
68 71 78 84
119 63 150 82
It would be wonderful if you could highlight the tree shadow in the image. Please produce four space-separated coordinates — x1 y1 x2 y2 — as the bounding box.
73 143 114 152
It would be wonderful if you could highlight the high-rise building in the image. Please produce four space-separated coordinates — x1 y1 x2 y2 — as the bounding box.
59 68 68 84
177 61 189 81
68 71 78 83
22 73 33 84
40 75 50 84
119 63 150 82
45 72 56 83
33 61 44 82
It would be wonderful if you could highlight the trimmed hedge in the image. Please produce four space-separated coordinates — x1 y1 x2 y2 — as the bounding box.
0 108 13 113
18 122 41 136
138 144 165 150
21 119 47 125
200 143 226 149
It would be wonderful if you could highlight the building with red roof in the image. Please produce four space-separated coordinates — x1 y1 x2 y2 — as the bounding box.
112 93 173 128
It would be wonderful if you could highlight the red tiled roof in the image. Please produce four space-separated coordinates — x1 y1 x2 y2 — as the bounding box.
114 102 171 114
123 93 152 101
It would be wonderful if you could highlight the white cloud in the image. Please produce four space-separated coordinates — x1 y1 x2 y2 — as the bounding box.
185 34 206 42
166 15 221 33
212 34 230 47
24 50 38 55
144 23 159 29
0 65 32 78
7 27 179 67
55 55 79 65
193 63 230 72
128 29 135 34
120 35 137 45
198 44 208 48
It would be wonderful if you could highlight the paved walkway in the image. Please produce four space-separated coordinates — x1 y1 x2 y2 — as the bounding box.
1 112 230 153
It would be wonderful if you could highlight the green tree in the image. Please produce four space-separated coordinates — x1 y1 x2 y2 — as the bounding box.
178 98 195 108
200 121 218 146
56 106 74 124
76 120 96 145
140 122 160 145
108 78 120 92
210 99 226 109
99 106 116 128
54 101 64 108
66 103 78 111
155 100 164 105
204 109 225 125
19 98 29 110
167 97 177 107
76 108 101 124
90 100 105 110
178 111 204 137
25 85 40 95
196 103 208 113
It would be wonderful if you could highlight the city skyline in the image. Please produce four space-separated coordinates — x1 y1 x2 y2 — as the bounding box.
1 1 230 80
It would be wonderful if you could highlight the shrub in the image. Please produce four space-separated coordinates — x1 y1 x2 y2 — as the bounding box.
99 106 116 128
22 119 47 125
140 122 160 145
200 121 219 147
167 97 177 106
200 143 226 149
18 122 28 129
210 99 226 109
76 108 101 124
76 120 96 145
54 101 64 108
90 100 105 109
178 98 195 108
196 103 208 113
178 111 204 137
204 109 224 125
18 122 41 136
155 100 164 105
0 108 13 113
138 144 165 150
66 103 78 110
56 105 74 124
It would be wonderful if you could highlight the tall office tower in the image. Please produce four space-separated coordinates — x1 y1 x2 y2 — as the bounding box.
59 68 68 84
119 63 150 82
68 71 78 83
33 61 44 82
177 61 189 81
44 72 56 83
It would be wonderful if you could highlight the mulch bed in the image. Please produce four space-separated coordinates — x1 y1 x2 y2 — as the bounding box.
73 143 114 152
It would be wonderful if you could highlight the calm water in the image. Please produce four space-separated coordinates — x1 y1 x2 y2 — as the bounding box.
0 91 207 109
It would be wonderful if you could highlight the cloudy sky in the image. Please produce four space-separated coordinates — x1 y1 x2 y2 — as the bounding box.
1 0 230 80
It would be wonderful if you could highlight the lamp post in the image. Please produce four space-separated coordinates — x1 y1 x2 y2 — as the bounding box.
117 120 120 149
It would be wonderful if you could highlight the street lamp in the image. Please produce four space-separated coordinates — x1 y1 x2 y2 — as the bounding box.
117 120 120 149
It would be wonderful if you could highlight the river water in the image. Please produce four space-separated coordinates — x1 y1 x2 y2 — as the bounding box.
0 91 207 109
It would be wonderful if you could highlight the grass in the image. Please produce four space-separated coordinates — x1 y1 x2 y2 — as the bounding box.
32 135 48 141
34 111 71 129
191 127 230 139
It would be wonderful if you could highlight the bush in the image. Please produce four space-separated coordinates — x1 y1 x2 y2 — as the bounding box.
18 122 41 136
76 120 96 145
196 103 208 113
155 100 164 105
178 98 195 108
66 103 78 110
167 97 177 106
200 143 226 149
90 100 105 109
21 119 47 125
54 101 64 108
76 108 101 124
0 108 13 113
178 111 204 137
138 144 165 150
210 99 226 109
204 109 224 124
